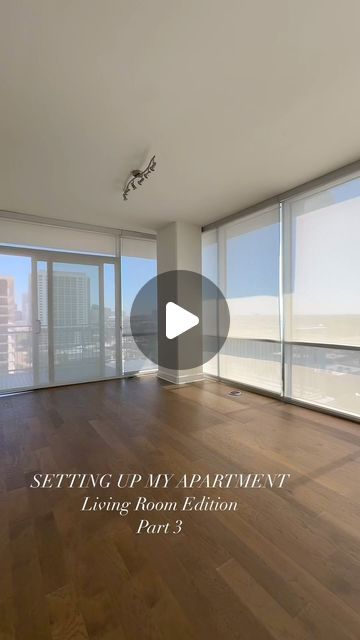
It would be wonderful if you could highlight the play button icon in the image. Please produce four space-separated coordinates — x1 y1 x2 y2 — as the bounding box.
166 302 199 339
130 269 230 371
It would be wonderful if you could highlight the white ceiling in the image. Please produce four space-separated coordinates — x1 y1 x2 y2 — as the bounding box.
1 1 360 233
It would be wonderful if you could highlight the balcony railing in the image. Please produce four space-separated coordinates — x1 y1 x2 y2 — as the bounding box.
0 325 157 391
0 324 117 368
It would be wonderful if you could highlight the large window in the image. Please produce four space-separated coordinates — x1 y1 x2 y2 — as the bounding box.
202 175 360 419
0 224 157 393
203 207 281 394
283 178 360 417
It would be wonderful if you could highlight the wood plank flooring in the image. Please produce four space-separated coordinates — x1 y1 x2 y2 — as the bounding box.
1 375 360 639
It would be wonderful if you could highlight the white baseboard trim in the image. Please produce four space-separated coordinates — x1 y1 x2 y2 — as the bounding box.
157 369 204 385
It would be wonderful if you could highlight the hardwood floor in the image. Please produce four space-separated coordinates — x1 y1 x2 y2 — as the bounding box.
1 375 360 639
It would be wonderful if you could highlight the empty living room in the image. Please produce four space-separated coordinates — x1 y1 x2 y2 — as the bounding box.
0 2 360 639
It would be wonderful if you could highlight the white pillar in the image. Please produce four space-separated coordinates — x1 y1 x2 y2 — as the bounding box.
157 221 204 384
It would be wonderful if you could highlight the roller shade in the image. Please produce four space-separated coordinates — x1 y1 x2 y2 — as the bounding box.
121 237 157 259
0 219 116 256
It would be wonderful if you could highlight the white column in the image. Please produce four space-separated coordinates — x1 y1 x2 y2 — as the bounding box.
157 221 204 384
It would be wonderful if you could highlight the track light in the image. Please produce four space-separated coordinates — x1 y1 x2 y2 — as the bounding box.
123 155 157 201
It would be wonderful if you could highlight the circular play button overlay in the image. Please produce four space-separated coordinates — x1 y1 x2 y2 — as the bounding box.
130 270 230 371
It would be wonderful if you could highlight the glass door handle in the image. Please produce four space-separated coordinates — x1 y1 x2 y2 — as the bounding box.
35 319 42 334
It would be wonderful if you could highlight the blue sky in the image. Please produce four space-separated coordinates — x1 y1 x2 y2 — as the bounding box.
202 223 279 298
121 257 157 314
333 177 360 202
0 254 31 307
227 223 279 297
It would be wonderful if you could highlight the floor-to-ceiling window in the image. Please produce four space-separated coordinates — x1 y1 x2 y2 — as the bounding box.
202 174 360 420
0 219 157 393
202 207 282 394
221 208 281 393
283 178 360 418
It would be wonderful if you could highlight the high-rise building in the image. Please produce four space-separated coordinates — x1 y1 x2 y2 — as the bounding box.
36 270 48 326
37 270 90 327
0 276 15 372
21 292 30 325
53 271 90 327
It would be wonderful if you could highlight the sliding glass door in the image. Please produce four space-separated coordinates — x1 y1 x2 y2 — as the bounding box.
103 263 117 378
52 261 102 384
0 253 33 390
0 237 156 393
34 260 49 386
0 253 49 390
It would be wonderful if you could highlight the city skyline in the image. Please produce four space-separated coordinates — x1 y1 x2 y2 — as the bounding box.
0 255 157 318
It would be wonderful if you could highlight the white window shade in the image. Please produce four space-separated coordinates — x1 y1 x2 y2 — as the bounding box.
121 237 157 260
222 207 280 341
283 177 360 418
284 182 360 347
202 206 282 393
0 219 116 256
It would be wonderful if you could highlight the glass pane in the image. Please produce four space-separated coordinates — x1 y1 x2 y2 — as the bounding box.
219 208 282 392
53 262 101 383
284 176 360 417
0 254 33 391
284 178 360 346
104 263 117 377
36 261 49 385
224 210 280 340
121 239 157 373
202 230 219 376
202 230 218 286
285 344 360 418
220 338 282 393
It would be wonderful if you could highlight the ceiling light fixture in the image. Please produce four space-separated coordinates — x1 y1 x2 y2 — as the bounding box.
123 155 157 201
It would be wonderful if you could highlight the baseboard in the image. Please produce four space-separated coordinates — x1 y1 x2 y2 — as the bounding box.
157 368 204 385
